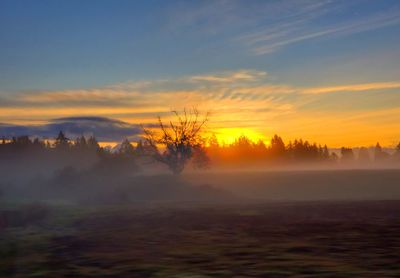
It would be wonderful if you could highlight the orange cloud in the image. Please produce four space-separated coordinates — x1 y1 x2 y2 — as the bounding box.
1 70 400 147
189 69 267 83
302 82 400 94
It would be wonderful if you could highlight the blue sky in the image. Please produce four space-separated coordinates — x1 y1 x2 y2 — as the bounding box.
1 0 400 146
1 0 399 90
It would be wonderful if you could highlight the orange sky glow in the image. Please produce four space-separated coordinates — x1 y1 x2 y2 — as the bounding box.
1 72 399 148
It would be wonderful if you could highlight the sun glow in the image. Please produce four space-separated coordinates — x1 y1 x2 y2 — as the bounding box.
213 128 269 145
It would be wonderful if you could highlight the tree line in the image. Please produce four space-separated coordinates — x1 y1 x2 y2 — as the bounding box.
1 109 400 174
0 109 209 175
206 134 400 166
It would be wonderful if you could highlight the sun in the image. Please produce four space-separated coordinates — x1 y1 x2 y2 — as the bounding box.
212 128 269 145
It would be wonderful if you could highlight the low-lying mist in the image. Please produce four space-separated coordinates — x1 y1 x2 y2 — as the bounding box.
1 150 400 207
1 130 400 207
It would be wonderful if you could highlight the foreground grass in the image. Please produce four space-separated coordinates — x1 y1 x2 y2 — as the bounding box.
1 201 400 277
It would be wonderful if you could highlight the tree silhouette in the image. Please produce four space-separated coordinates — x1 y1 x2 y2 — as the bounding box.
331 152 339 162
134 140 150 157
74 136 87 149
340 147 354 163
87 136 100 151
233 135 254 156
270 134 285 158
208 134 219 149
54 131 70 150
374 142 389 162
142 108 209 175
322 145 330 160
1 123 398 169
119 139 135 156
395 142 400 162
191 145 210 169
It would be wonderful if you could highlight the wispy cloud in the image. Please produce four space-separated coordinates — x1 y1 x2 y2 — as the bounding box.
2 70 399 112
235 1 400 55
302 82 400 95
189 69 267 83
159 0 400 56
1 69 399 145
164 0 334 37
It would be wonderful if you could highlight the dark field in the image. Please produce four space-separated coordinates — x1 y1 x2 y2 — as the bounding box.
1 200 400 277
189 169 400 201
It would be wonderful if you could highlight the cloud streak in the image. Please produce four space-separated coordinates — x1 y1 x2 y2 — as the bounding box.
189 69 267 83
1 69 399 146
302 82 400 95
161 0 400 55
239 2 400 55
1 70 399 118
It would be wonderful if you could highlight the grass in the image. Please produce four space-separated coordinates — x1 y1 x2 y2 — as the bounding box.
1 200 400 277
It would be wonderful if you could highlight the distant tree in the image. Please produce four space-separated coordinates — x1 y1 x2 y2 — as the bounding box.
119 139 135 156
73 135 99 153
54 131 70 150
286 138 324 162
74 136 87 149
340 147 354 163
374 142 382 159
134 140 145 156
191 145 210 169
232 135 254 157
142 108 209 175
374 142 389 162
234 135 253 149
134 139 158 157
255 139 267 152
330 152 339 163
15 135 31 146
395 142 400 161
269 134 285 157
208 134 219 149
87 136 100 151
32 138 45 151
322 145 330 160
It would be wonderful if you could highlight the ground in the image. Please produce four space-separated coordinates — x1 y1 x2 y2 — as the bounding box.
1 200 400 277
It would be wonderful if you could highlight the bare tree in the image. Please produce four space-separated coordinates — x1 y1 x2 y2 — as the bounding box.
142 108 209 175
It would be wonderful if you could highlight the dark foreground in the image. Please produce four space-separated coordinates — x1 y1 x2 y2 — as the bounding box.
1 201 400 277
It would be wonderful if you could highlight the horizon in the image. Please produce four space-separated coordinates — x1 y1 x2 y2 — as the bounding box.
1 0 400 147
1 115 399 149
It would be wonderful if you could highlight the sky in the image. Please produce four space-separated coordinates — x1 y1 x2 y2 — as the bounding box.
0 0 400 147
